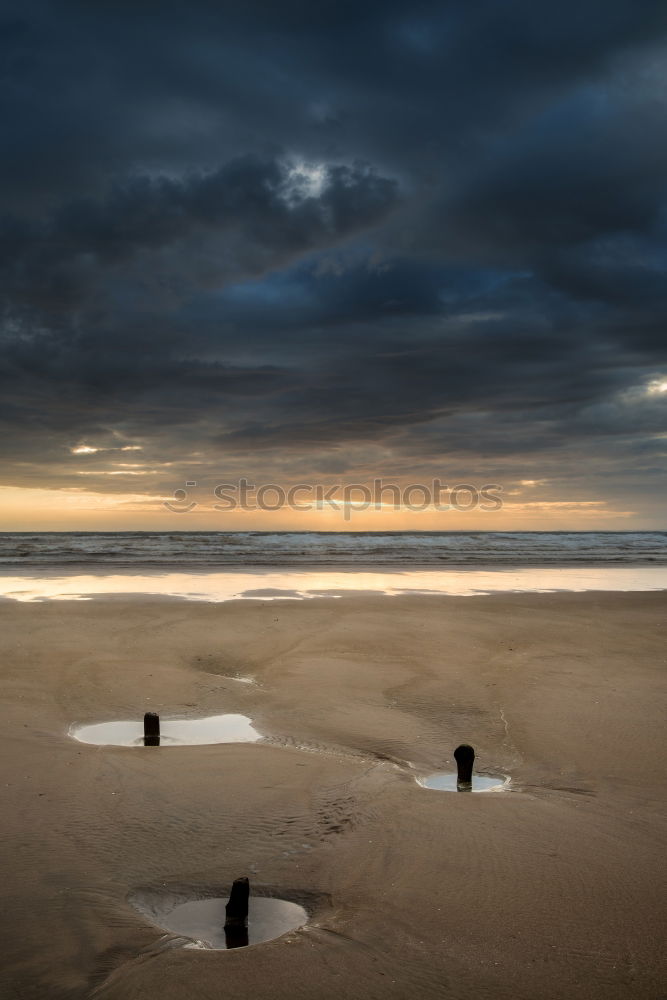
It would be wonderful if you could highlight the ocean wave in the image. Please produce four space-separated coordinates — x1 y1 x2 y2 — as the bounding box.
0 531 665 566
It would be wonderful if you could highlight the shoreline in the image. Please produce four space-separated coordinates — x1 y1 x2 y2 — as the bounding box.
2 558 667 568
0 563 666 603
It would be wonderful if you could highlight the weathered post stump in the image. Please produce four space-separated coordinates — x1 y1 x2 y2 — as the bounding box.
225 876 250 929
454 744 474 790
144 712 160 747
224 924 250 948
224 876 250 946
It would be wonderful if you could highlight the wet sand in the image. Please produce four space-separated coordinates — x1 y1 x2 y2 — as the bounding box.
0 590 664 999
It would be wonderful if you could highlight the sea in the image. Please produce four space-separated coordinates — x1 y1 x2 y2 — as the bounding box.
0 530 666 601
1 530 666 567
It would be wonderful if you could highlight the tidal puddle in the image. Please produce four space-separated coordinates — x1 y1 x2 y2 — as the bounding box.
70 713 260 746
132 893 308 950
418 772 509 792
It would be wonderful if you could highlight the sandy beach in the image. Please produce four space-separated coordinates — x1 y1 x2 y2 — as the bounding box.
0 589 665 1000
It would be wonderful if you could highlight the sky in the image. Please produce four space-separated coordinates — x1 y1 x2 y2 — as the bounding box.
1 0 666 531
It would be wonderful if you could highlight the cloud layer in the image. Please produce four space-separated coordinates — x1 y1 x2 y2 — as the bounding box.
1 0 666 523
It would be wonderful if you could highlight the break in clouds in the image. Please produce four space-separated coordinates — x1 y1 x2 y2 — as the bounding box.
1 0 666 520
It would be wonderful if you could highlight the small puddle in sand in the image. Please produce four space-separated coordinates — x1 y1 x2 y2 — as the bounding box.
417 772 509 792
132 895 308 949
70 713 260 746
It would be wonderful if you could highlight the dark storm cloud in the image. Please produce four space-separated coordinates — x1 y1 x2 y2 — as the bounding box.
0 0 666 510
0 157 399 314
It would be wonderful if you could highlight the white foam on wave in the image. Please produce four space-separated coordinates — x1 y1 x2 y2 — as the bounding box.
1 530 666 567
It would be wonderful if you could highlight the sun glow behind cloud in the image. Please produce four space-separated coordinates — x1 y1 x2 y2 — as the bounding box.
0 486 168 529
0 484 639 531
285 159 328 200
70 444 143 455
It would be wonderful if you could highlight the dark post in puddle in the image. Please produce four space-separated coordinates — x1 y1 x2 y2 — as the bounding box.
224 876 250 948
144 712 160 747
454 744 474 790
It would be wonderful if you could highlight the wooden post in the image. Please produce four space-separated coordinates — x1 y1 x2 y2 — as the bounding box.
224 876 250 930
454 744 474 789
144 712 160 747
224 924 249 949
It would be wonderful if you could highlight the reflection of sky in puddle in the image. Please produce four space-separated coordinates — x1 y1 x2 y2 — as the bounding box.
70 713 259 746
1 566 666 602
418 772 509 792
135 896 308 949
